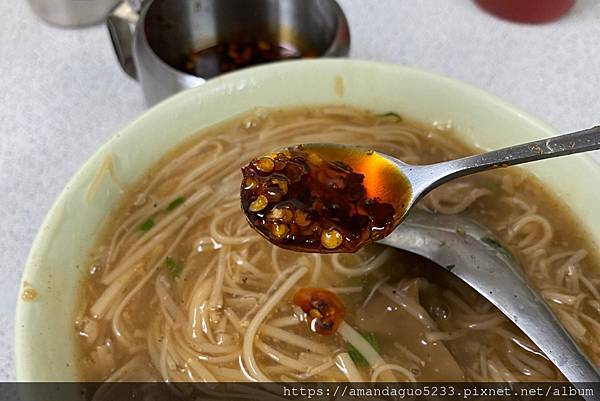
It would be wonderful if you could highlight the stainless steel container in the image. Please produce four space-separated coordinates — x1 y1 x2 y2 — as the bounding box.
107 0 350 106
28 0 121 27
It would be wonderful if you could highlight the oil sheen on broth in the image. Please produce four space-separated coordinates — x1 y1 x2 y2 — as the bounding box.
75 106 600 383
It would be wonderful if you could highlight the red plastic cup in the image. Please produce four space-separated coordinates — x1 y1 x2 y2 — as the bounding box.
474 0 575 23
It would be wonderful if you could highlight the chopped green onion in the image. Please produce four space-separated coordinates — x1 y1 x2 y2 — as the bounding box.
166 256 183 278
139 218 155 231
167 196 186 211
347 344 368 367
363 332 380 352
378 111 402 120
346 331 380 367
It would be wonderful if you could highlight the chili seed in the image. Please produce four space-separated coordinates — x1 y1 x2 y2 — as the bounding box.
268 207 294 223
294 210 311 227
249 195 268 212
321 229 343 249
271 178 288 194
243 177 258 190
271 222 289 238
254 157 275 173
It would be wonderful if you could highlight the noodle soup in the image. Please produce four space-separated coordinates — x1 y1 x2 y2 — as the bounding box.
75 106 600 382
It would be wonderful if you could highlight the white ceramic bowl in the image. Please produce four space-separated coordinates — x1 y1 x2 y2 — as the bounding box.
15 59 600 381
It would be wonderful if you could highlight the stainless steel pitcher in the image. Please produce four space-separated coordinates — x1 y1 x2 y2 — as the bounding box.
107 0 350 106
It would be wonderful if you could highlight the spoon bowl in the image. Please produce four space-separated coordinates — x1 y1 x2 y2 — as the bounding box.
240 144 410 253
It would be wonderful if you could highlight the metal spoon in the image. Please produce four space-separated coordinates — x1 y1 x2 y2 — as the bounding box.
243 125 600 253
364 125 600 385
314 125 600 232
378 210 600 389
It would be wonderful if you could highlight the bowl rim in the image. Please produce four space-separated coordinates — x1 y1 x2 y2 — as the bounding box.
15 58 600 381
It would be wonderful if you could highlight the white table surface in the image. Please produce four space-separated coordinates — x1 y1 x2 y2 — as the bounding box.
1 0 600 380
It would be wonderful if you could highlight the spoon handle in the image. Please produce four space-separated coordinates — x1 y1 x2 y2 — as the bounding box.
410 125 600 192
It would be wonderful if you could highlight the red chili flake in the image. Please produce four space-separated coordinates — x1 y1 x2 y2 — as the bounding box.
293 288 345 336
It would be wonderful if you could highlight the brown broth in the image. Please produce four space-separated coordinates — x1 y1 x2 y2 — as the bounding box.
74 106 600 382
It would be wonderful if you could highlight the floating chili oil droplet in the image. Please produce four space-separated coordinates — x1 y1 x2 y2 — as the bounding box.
240 144 410 252
293 288 345 335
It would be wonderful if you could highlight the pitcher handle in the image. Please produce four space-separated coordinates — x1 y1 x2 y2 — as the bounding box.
106 1 140 79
